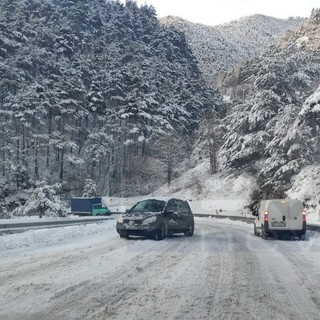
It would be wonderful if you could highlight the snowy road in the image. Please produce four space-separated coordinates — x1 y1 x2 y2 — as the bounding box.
1 218 320 320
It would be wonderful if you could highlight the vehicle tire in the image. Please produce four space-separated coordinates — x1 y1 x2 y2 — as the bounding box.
262 225 268 240
254 224 258 236
154 224 165 241
299 234 306 241
184 223 194 237
119 234 128 239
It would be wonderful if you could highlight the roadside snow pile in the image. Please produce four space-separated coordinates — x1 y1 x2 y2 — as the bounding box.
0 220 116 253
305 231 320 249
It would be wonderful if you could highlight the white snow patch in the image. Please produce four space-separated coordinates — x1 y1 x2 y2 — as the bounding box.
296 35 309 48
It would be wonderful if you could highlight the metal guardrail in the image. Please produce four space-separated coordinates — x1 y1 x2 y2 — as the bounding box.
1 213 319 235
194 213 254 224
306 224 320 232
0 216 113 235
194 213 320 232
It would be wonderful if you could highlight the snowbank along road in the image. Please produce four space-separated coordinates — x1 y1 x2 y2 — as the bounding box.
1 218 320 320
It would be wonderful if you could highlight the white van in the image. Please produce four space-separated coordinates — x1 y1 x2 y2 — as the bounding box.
253 199 306 240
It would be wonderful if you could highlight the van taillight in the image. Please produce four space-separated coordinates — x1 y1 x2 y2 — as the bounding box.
302 210 307 222
264 211 269 222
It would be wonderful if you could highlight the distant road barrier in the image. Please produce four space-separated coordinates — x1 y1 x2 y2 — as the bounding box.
194 213 320 232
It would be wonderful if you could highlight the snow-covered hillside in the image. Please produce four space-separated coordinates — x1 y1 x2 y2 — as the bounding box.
161 14 305 86
104 161 256 216
217 10 320 201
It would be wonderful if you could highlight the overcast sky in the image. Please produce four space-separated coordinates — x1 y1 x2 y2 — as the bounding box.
132 0 319 26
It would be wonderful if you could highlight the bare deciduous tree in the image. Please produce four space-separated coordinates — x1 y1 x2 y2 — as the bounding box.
205 111 221 175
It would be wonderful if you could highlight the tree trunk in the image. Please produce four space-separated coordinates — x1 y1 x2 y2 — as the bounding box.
60 148 64 181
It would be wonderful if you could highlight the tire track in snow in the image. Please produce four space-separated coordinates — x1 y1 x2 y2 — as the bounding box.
255 245 320 320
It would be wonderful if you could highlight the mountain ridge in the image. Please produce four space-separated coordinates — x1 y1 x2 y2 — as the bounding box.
160 14 306 86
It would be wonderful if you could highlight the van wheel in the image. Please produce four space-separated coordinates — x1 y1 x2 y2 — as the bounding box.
262 225 268 240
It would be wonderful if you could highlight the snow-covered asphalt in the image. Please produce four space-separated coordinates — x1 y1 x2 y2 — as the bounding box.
1 217 320 320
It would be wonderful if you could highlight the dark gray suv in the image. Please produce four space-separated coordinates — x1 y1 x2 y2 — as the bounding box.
116 198 194 240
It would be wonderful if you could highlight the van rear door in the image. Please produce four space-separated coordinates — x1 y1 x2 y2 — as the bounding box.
288 200 303 230
268 200 289 229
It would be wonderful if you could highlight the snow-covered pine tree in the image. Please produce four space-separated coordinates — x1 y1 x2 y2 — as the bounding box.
12 181 68 217
82 178 98 197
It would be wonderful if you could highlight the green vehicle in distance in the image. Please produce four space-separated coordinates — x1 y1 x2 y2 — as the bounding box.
92 203 111 216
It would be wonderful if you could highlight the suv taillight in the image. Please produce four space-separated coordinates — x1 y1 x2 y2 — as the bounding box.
264 210 269 222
